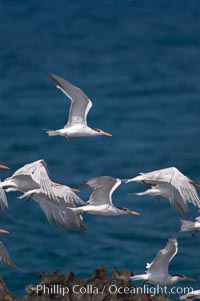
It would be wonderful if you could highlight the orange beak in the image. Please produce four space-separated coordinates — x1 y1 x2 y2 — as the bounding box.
53 182 63 187
0 165 10 170
71 188 80 193
129 210 140 215
0 229 9 234
185 277 196 282
101 131 112 137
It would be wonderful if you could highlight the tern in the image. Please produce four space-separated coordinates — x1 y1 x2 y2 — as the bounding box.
180 290 200 300
126 167 200 217
180 216 200 236
19 184 86 231
130 238 196 286
46 73 112 142
0 165 10 214
0 159 69 203
72 176 140 216
0 229 16 268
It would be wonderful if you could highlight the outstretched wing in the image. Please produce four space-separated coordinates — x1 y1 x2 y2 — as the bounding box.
0 241 16 268
131 167 200 216
12 160 56 200
34 199 86 231
130 167 177 185
49 184 85 206
12 159 50 178
170 169 200 210
47 73 92 126
19 186 86 231
146 238 178 276
0 182 8 213
84 176 121 206
180 290 200 300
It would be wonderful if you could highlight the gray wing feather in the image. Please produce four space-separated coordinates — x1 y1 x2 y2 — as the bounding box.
12 160 59 202
0 181 8 213
47 73 92 126
138 167 177 185
146 238 178 276
171 172 200 208
50 185 85 206
23 188 85 231
35 199 85 231
0 241 16 268
84 176 121 206
138 167 200 215
12 159 50 178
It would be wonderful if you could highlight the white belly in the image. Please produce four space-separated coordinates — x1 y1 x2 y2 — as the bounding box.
59 125 96 137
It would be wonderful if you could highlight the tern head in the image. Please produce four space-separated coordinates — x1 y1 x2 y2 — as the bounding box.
92 128 112 137
116 206 140 215
172 274 196 283
0 229 9 234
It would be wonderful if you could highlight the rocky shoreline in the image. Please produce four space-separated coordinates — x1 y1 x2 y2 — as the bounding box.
0 267 173 301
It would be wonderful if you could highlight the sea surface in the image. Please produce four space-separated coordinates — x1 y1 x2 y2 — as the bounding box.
0 0 200 297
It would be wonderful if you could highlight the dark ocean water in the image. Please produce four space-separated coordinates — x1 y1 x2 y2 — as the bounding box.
0 0 200 297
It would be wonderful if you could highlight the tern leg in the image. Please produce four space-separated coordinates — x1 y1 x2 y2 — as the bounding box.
191 230 199 237
142 181 151 188
67 138 73 144
25 194 34 202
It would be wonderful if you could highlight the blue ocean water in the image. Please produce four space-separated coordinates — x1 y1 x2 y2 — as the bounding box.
0 0 200 297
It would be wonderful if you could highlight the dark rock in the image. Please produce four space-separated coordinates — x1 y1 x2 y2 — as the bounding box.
0 277 19 301
0 267 173 301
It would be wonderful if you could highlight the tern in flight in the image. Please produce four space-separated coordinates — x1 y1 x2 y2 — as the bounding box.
72 176 140 216
0 159 72 203
46 73 112 142
0 165 10 214
126 167 200 217
0 229 16 268
0 160 83 229
130 238 196 286
180 216 200 236
180 290 200 301
20 183 86 231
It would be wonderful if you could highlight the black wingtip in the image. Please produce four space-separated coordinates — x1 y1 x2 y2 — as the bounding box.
46 72 53 79
81 181 90 188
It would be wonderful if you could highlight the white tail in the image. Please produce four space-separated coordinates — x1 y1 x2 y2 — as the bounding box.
46 130 59 136
180 219 195 232
130 274 147 281
135 188 160 197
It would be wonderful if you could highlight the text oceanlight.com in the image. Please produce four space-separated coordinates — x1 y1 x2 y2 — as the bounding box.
25 284 194 296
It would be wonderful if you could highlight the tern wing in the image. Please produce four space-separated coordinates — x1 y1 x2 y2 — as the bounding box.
146 238 178 276
13 160 56 200
84 176 121 206
34 198 85 231
0 182 8 213
136 167 200 216
0 241 16 268
135 167 177 185
12 159 51 178
20 185 85 207
30 161 55 199
155 182 189 216
180 290 200 300
195 216 200 222
47 73 92 126
50 185 85 206
170 169 200 210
